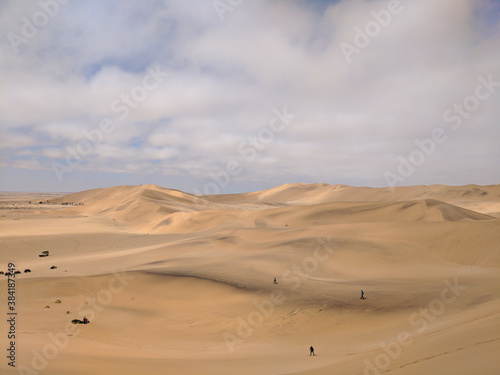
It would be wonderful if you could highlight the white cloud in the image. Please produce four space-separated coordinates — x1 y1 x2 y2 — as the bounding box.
1 0 499 192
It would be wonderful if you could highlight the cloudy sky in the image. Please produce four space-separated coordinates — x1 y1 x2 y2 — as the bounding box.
1 0 499 194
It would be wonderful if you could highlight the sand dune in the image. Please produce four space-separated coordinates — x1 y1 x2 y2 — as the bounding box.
208 183 500 216
1 183 499 374
217 182 500 204
45 184 497 234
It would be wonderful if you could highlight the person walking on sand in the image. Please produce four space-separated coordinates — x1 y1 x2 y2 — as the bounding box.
309 346 315 356
274 277 277 284
360 290 365 299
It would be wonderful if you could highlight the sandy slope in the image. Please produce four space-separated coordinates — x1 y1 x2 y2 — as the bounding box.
1 184 499 375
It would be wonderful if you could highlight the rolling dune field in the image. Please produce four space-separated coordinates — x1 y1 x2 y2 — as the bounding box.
1 184 499 374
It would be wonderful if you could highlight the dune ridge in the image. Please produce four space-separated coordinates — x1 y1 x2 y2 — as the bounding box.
47 184 497 234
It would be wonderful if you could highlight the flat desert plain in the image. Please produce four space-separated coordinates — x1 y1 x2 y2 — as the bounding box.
1 183 499 375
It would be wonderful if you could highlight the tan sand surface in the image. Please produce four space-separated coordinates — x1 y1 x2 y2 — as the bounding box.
1 184 499 374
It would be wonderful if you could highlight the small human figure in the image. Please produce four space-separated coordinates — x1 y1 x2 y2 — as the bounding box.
360 290 365 299
83 316 88 324
309 346 315 356
274 277 277 284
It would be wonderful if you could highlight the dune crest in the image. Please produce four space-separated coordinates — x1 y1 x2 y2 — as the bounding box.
206 183 500 206
48 184 497 234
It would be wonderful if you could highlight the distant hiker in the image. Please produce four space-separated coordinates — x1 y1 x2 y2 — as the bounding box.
83 316 89 324
274 277 277 284
309 346 315 356
360 290 365 299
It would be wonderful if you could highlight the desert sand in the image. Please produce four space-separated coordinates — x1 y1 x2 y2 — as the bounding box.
1 183 499 375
